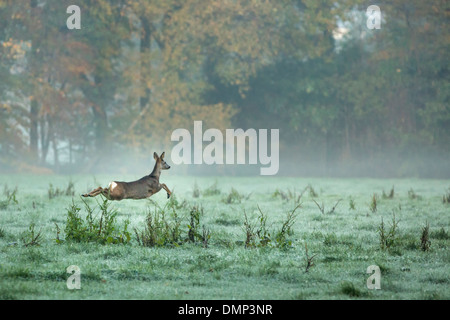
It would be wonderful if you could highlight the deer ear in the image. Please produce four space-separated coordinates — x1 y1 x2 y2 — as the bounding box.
153 152 158 160
160 152 165 160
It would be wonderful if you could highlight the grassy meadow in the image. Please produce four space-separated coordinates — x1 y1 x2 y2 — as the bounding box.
0 174 449 300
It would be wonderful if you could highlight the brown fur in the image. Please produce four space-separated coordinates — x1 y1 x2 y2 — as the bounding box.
82 152 171 200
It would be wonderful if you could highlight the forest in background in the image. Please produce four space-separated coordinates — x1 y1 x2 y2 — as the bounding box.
0 0 448 177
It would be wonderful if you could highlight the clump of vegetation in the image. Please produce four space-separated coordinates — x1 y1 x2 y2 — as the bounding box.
201 225 211 248
243 206 277 248
275 204 301 248
304 243 317 273
308 184 318 197
272 189 289 201
378 213 400 250
408 188 422 200
54 223 62 244
222 188 250 204
242 204 300 248
329 199 342 214
135 202 211 248
349 198 356 210
256 206 271 246
134 202 182 247
0 186 18 210
431 227 449 240
340 281 364 297
442 188 450 204
420 221 431 252
243 210 256 248
165 193 188 211
21 223 43 247
323 232 338 246
188 205 202 243
312 199 342 214
192 182 200 198
272 187 306 205
382 186 395 199
3 185 18 199
370 193 378 213
187 205 211 247
202 181 221 197
64 198 131 244
312 199 324 214
242 206 273 248
48 181 75 199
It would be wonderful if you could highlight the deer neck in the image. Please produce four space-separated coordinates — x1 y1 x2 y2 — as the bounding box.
150 162 161 180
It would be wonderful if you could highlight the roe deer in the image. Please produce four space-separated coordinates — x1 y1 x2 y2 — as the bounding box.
82 152 172 200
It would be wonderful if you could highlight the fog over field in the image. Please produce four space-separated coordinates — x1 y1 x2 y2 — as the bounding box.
0 1 448 179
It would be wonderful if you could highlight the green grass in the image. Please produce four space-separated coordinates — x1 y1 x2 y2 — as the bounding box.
0 174 449 299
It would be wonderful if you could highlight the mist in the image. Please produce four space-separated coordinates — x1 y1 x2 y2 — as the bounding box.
0 1 448 179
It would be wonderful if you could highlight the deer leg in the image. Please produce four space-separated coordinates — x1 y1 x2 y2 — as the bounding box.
82 187 104 197
160 183 171 198
82 187 100 197
101 187 112 200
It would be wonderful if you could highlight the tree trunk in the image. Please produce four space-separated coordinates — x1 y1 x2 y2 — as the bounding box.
92 104 108 152
69 138 72 165
29 97 39 162
52 129 59 171
39 114 52 164
140 16 152 111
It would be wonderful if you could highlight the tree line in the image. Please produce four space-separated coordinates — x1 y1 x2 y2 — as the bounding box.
0 0 448 177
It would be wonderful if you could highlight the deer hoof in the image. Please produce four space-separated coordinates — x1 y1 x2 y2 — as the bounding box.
167 193 171 199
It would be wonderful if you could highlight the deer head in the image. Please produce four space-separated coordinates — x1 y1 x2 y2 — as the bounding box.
154 151 170 170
